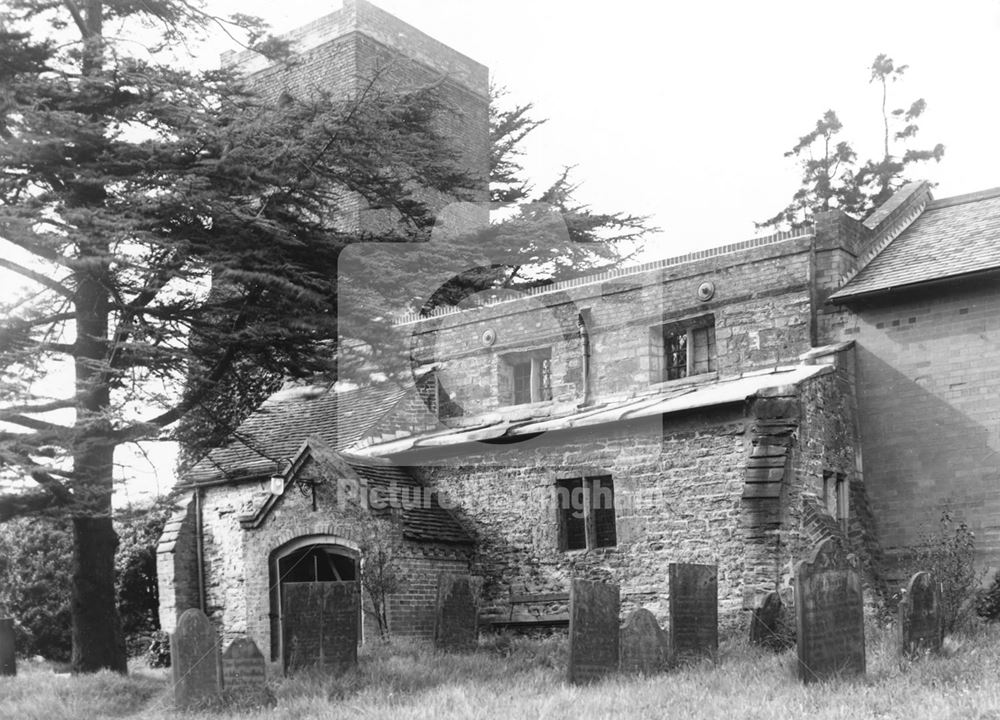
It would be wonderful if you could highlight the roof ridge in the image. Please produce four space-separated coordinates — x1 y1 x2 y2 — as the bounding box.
831 193 930 293
926 186 1000 211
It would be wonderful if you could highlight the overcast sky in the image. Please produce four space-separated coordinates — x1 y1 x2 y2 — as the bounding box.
210 0 1000 259
5 0 1000 499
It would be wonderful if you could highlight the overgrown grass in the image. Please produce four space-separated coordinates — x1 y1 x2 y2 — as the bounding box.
3 625 1000 720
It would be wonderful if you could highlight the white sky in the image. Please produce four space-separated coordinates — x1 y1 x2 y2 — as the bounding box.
212 0 1000 258
4 0 1000 501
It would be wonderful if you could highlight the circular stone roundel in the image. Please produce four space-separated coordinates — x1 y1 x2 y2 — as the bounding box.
697 281 716 302
481 328 497 346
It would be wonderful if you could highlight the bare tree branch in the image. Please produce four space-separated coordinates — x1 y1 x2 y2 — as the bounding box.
0 258 74 299
0 412 71 432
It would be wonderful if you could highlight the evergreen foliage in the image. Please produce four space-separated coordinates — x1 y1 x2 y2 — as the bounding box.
763 54 944 229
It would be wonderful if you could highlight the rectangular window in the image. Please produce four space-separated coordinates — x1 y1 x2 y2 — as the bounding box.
654 315 716 383
502 349 552 405
823 470 849 530
556 475 616 551
512 361 533 405
556 478 587 550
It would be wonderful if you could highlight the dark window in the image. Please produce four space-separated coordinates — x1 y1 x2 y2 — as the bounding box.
556 475 616 551
664 332 688 380
278 546 356 583
657 316 716 382
557 478 587 550
592 477 617 548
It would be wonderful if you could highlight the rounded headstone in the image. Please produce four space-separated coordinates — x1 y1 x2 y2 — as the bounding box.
171 609 221 710
620 609 668 674
899 571 943 658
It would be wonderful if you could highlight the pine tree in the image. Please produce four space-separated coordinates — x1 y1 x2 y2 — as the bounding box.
0 0 470 672
763 54 944 229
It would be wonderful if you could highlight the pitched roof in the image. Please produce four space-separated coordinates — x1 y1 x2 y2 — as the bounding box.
239 437 473 544
185 384 408 485
830 187 1000 300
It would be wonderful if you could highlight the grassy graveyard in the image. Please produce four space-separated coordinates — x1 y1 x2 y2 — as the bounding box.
2 623 1000 720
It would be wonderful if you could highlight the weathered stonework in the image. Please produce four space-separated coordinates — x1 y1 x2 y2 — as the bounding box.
162 6 1000 656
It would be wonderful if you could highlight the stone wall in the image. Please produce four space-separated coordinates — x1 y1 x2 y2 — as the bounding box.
402 234 819 419
831 277 1000 571
738 358 864 608
166 469 469 668
156 495 200 632
399 408 752 629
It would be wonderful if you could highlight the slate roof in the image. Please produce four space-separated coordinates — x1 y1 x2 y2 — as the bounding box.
238 437 473 544
831 187 1000 300
186 384 408 485
347 456 472 544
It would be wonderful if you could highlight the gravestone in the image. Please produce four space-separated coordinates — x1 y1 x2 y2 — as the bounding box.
749 592 787 650
568 579 620 684
668 563 718 663
283 581 359 674
221 638 273 707
619 608 668 674
0 618 15 676
794 539 865 683
899 571 943 658
170 609 221 710
434 574 478 651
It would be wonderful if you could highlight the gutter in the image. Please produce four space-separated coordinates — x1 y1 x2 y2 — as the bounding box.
827 266 1000 305
195 487 206 613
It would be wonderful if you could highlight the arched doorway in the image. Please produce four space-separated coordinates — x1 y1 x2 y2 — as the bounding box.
268 536 361 670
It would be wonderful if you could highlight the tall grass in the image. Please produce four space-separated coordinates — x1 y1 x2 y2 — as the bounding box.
2 625 1000 720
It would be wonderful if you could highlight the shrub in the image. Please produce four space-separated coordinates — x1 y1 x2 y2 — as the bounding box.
114 498 175 652
0 517 74 661
145 630 172 668
976 571 1000 622
906 511 984 634
0 497 174 660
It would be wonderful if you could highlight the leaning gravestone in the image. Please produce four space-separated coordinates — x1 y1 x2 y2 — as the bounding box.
171 609 221 710
283 581 359 674
794 538 865 683
434 574 478 651
0 618 15 676
568 579 620 684
221 638 273 708
668 563 718 663
619 608 668 674
899 571 943 658
749 592 787 650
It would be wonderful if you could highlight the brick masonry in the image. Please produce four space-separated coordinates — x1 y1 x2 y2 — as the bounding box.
828 277 1000 573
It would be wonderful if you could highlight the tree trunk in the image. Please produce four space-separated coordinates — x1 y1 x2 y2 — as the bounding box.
71 511 127 674
70 226 126 673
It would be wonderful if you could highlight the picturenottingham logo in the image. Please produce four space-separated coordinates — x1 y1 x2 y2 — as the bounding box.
337 200 668 460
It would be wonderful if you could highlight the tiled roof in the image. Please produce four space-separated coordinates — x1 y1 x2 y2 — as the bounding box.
186 384 408 485
239 437 472 544
346 457 473 544
831 187 1000 300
